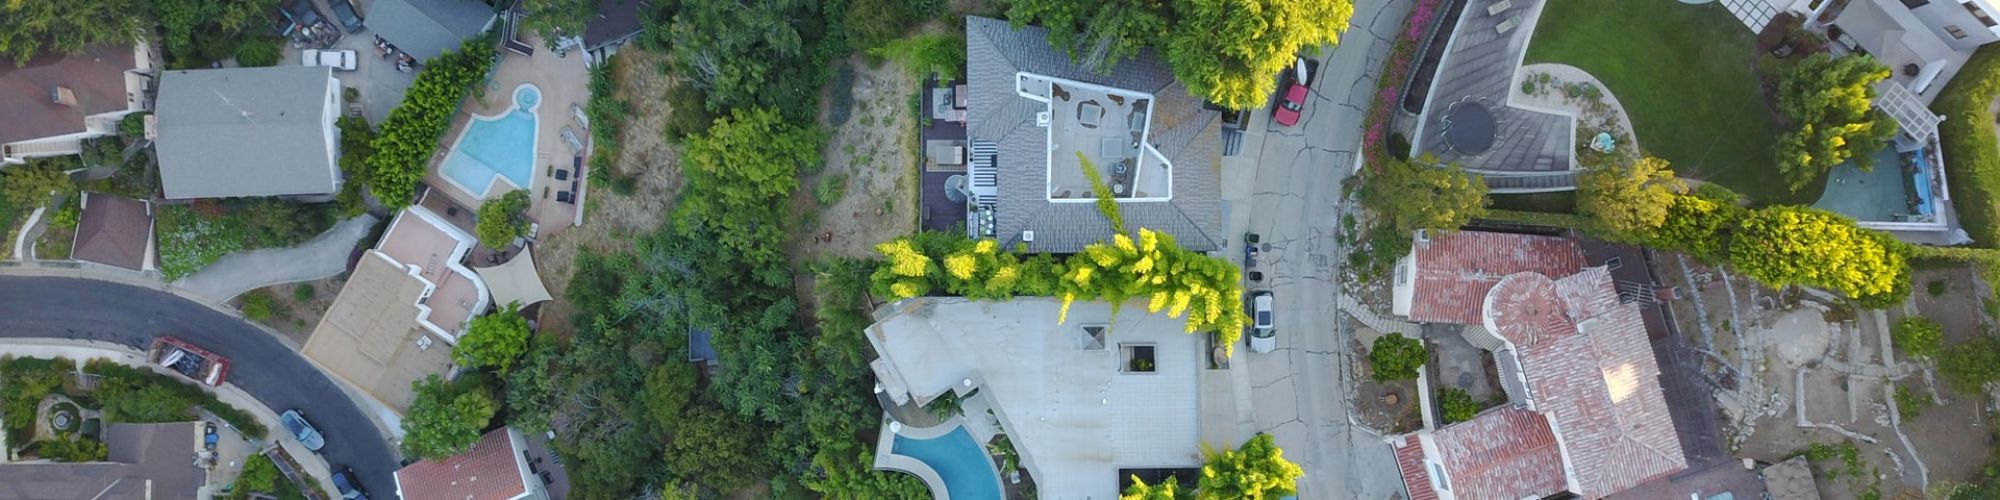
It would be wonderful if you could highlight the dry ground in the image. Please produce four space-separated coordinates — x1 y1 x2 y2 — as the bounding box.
232 277 344 347
534 49 688 337
788 56 921 312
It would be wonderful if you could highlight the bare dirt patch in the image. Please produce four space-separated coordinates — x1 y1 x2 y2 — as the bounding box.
791 56 920 263
233 277 342 347
534 49 689 337
1351 333 1422 434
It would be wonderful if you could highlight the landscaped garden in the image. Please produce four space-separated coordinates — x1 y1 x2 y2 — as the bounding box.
1525 0 1802 205
0 355 269 462
155 198 339 280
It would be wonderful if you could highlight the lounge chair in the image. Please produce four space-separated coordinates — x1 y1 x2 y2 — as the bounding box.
556 191 573 203
1489 0 1512 16
554 169 570 181
561 126 584 152
1496 18 1518 35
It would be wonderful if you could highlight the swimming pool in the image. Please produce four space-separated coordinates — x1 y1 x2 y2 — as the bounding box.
440 84 541 199
890 426 1003 500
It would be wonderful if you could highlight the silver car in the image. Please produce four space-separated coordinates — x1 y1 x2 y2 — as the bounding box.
1250 291 1276 353
280 409 325 451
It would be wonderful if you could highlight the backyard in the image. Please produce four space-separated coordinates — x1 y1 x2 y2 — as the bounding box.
1525 0 1806 205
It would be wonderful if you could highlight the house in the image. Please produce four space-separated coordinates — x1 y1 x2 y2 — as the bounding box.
71 192 156 272
302 206 488 412
0 43 153 163
580 0 648 66
154 66 341 200
394 427 567 500
0 423 205 499
370 0 498 61
1803 0 2000 102
867 297 1203 498
1387 230 1687 499
962 16 1224 253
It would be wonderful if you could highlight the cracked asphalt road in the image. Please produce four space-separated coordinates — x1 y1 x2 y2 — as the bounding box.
1227 0 1412 497
0 276 401 495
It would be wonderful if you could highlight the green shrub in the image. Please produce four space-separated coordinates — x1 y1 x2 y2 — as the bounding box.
1941 335 2000 393
118 113 148 143
1893 317 1944 360
1368 333 1426 382
815 173 848 206
475 189 532 249
241 291 275 321
869 33 967 80
32 434 107 462
1895 385 1928 419
1930 279 1950 296
1437 387 1478 424
233 37 283 67
293 284 315 302
48 201 80 230
369 39 496 207
1934 44 2000 247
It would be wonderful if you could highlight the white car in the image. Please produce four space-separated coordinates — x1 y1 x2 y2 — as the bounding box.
1249 291 1276 353
303 49 357 71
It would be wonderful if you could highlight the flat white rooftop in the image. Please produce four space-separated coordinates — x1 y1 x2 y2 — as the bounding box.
867 297 1203 498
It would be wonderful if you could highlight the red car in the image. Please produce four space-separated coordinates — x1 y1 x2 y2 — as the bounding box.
1274 82 1308 127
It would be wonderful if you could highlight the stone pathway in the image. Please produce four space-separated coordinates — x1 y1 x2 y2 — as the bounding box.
174 214 379 302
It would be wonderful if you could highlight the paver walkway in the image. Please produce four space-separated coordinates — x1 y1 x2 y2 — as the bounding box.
175 214 379 302
1412 0 1578 190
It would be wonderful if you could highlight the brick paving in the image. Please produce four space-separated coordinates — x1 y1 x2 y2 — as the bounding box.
1414 0 1573 174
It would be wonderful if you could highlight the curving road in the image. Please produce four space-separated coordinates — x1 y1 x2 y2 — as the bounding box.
0 276 399 493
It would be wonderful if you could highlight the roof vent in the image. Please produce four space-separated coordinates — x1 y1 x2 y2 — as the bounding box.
1036 111 1051 127
51 86 77 107
417 336 433 350
1022 230 1035 242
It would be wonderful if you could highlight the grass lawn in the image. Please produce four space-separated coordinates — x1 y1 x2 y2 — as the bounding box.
1526 0 1818 205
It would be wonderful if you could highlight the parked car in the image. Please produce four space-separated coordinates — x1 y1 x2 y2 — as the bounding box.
284 0 324 28
332 467 370 500
1249 291 1276 353
279 410 325 451
203 422 218 451
328 0 365 33
304 49 357 71
1273 81 1308 127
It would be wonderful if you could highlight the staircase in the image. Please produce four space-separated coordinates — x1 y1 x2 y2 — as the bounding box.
3 139 83 160
1336 294 1420 337
1481 171 1577 193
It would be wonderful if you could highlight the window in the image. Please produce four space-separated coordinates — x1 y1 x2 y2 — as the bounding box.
1949 24 1970 39
1901 0 1929 7
1606 256 1623 270
1969 2 1998 27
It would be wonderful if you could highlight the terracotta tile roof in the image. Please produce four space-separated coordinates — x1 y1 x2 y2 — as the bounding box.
71 193 152 271
394 428 528 500
1390 435 1439 500
1408 231 1586 324
1430 406 1568 499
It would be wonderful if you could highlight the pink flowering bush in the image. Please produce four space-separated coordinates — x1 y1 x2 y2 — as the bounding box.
1363 0 1448 172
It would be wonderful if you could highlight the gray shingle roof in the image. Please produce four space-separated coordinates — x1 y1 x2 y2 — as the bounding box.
966 16 1223 253
369 0 496 61
155 66 340 200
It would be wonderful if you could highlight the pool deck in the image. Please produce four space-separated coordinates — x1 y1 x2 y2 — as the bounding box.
423 32 590 240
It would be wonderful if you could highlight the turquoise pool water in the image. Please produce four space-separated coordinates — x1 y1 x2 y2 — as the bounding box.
440 84 541 198
892 427 1003 500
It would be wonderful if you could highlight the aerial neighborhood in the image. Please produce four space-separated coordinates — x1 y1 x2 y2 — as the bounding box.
12 0 2000 499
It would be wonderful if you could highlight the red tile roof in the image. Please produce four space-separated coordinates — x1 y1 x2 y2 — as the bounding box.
1408 231 1586 325
1395 232 1685 499
1390 434 1439 500
395 428 529 500
71 193 152 271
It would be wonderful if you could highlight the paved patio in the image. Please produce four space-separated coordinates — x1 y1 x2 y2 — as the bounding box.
422 32 590 240
1413 0 1573 175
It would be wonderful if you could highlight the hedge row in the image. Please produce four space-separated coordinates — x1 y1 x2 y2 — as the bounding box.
1934 44 2000 247
368 39 496 207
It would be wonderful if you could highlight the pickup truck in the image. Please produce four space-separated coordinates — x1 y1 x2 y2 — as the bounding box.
149 337 229 386
303 49 357 71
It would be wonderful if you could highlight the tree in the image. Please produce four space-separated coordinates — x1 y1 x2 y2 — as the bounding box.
232 36 282 67
1196 433 1303 499
475 190 532 249
1650 193 1742 263
1437 387 1478 424
34 434 108 462
517 0 598 49
151 0 275 65
1729 207 1910 304
454 303 531 375
662 406 774 490
0 0 144 66
1123 475 1193 500
1165 0 1354 109
665 0 841 120
1368 333 1425 382
369 40 496 207
1893 317 1944 360
845 0 938 52
1578 156 1686 235
1774 53 1899 192
678 107 824 263
2 159 77 207
1358 154 1488 232
401 375 499 459
1007 0 1172 72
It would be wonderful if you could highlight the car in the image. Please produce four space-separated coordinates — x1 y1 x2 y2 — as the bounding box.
270 9 299 37
304 49 357 71
279 410 325 451
203 422 218 451
328 0 365 33
1273 82 1308 127
1249 291 1276 353
332 467 370 500
284 0 324 28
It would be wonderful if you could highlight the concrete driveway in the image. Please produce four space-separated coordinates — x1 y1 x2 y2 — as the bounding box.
279 25 416 123
0 276 401 495
1217 0 1415 496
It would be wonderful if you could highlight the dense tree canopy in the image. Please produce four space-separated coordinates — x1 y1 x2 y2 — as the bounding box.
1368 333 1425 382
1577 156 1687 235
1358 154 1488 232
0 1 144 66
454 303 531 375
153 0 274 63
475 190 533 250
678 107 824 264
1197 433 1304 499
1008 0 1172 71
401 375 499 460
663 0 842 121
1774 53 1899 192
517 0 598 49
1166 0 1354 109
1728 207 1909 305
1 159 77 207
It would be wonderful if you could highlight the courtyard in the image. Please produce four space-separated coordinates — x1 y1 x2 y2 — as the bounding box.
422 32 590 240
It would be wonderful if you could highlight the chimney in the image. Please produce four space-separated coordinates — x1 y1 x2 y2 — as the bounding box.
51 86 78 107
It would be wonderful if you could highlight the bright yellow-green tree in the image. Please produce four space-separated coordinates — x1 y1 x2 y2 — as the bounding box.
1058 230 1247 353
1165 0 1354 109
1196 433 1303 499
1577 156 1686 235
1123 475 1193 500
1728 207 1909 306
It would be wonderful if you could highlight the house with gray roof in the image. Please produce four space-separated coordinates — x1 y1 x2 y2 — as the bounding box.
964 16 1224 253
0 422 205 499
371 0 498 61
154 66 341 200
